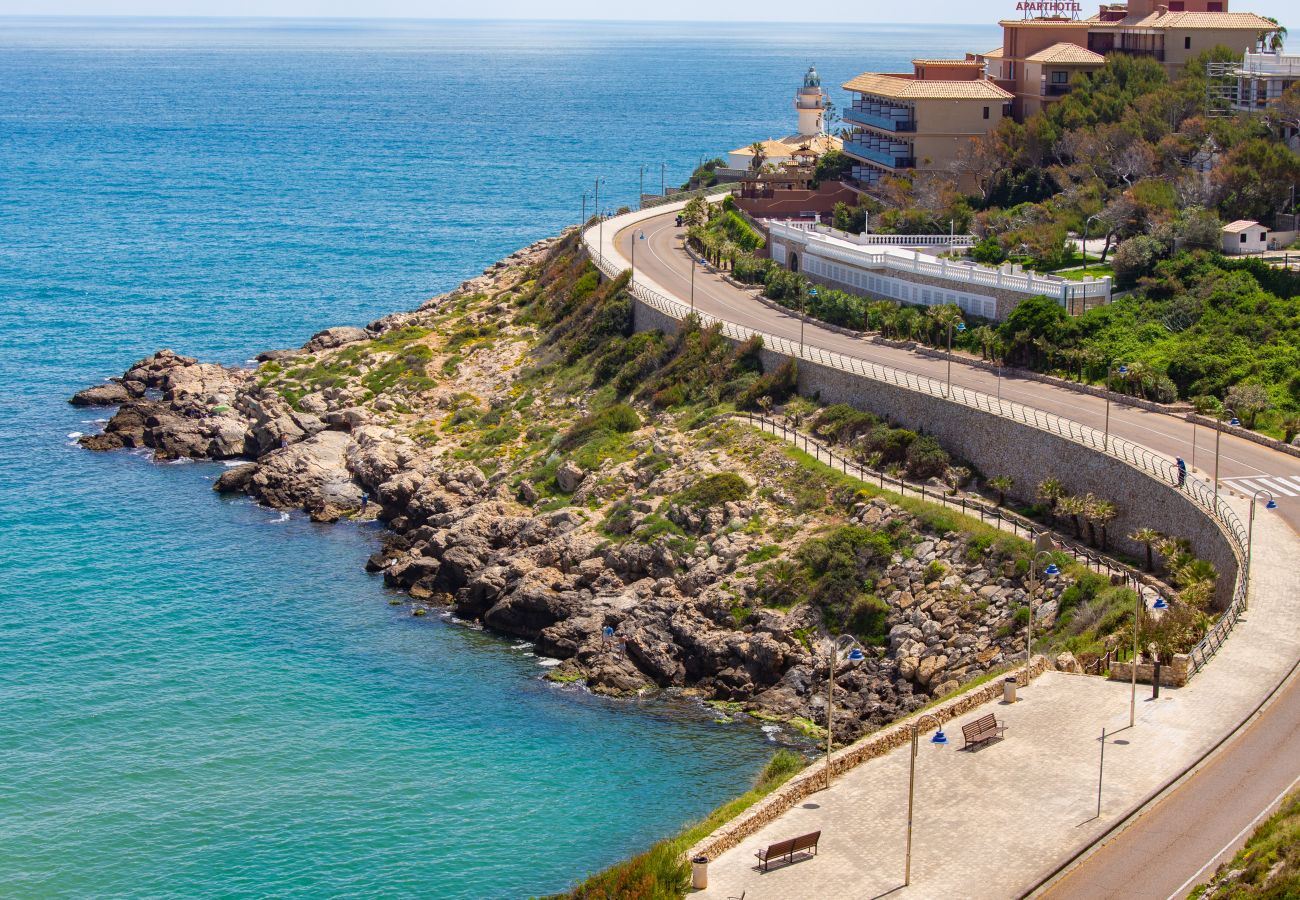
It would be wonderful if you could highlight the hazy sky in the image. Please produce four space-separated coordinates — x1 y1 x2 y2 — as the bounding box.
0 0 1292 24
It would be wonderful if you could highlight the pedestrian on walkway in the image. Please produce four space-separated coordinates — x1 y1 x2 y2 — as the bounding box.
1176 457 1187 487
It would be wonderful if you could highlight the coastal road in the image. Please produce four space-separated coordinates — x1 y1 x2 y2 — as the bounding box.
616 214 1300 537
1039 659 1300 899
612 210 1300 898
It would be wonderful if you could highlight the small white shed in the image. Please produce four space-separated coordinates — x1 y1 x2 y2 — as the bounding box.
1221 220 1269 255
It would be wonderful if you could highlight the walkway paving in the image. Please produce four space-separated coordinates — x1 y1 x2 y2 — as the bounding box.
694 498 1300 899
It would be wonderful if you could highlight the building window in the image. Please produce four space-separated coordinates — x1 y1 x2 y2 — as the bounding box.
1261 232 1268 241
1184 36 1192 50
1168 0 1183 9
1207 1 1222 9
1050 70 1069 84
983 106 990 119
1240 233 1247 244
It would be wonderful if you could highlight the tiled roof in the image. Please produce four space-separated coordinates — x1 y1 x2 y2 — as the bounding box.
912 58 984 65
1025 42 1106 64
1222 219 1261 233
999 18 1090 26
842 72 1013 100
982 47 1005 58
1087 11 1277 29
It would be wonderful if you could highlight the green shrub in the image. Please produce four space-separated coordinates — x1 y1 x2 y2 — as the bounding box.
905 434 950 479
674 472 750 509
560 403 641 450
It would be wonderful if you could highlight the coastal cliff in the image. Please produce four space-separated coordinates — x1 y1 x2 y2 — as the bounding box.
73 230 1085 743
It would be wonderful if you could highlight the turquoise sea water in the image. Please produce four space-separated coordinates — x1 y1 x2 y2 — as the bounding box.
0 18 996 898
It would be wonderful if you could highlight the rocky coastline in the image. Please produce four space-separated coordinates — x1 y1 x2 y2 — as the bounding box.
72 231 1091 744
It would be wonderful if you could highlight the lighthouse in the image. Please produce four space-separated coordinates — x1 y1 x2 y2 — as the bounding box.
795 64 826 137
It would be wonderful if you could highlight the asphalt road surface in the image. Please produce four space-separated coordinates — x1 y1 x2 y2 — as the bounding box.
614 211 1300 899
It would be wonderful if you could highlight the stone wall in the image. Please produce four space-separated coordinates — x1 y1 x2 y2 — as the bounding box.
629 295 1239 606
756 343 1239 607
1109 654 1191 688
686 657 1054 864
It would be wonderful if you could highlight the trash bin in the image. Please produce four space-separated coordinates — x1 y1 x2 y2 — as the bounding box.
1003 676 1018 704
691 856 709 890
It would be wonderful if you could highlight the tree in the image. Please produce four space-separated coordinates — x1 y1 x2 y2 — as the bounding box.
1212 138 1300 223
681 196 708 228
1058 494 1087 539
1130 528 1161 571
748 142 767 174
1224 382 1272 428
988 475 1014 506
1112 234 1165 288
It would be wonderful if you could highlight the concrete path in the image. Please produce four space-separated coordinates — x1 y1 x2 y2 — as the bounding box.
690 499 1300 900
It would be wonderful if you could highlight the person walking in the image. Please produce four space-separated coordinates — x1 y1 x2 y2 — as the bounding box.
1176 457 1187 487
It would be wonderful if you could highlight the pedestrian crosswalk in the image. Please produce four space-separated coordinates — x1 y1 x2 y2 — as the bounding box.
1220 474 1300 499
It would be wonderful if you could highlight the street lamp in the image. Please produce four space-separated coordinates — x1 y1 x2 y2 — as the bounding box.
1212 407 1240 509
803 285 817 355
630 229 645 278
1246 488 1278 581
946 319 966 397
639 164 646 201
594 176 606 265
660 161 666 197
823 635 866 788
1027 551 1060 675
1103 362 1128 452
1128 587 1167 727
581 190 589 228
690 251 698 314
1083 214 1100 268
903 713 949 886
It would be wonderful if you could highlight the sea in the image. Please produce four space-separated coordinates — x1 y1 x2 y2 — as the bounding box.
0 17 997 898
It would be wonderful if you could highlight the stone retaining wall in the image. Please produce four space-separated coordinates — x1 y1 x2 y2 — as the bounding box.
1186 413 1300 461
686 657 1054 864
1109 654 1191 688
632 295 1239 606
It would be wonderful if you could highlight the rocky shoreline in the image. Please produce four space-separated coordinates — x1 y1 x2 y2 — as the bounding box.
72 231 1088 744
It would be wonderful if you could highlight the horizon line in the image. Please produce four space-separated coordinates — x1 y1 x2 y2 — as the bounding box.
0 14 999 26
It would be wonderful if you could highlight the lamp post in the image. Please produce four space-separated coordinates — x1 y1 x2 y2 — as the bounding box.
690 251 698 314
581 191 588 228
1212 407 1240 509
661 161 666 197
803 285 816 355
639 164 646 203
946 320 966 397
1027 551 1060 675
1129 587 1164 727
594 176 606 265
903 713 950 886
1246 489 1278 580
1103 362 1128 452
1083 214 1100 268
823 635 866 789
630 229 645 278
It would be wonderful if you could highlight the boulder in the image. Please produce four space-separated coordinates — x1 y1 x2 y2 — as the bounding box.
556 460 586 493
69 382 132 407
303 326 369 352
213 463 258 493
1054 650 1083 674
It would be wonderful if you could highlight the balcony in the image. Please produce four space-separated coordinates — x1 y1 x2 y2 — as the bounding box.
1043 83 1073 96
1109 46 1166 62
844 138 914 170
843 106 916 133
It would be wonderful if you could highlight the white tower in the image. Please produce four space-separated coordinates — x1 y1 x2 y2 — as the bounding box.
795 65 826 136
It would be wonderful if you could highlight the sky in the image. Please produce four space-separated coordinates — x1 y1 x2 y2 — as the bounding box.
0 0 1292 23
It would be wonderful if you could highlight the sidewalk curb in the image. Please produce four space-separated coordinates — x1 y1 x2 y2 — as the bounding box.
1020 645 1300 898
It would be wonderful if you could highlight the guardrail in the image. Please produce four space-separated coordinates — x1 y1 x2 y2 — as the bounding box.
639 183 737 210
775 221 975 248
582 209 1247 677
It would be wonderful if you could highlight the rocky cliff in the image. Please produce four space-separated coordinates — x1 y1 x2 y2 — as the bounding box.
73 230 1091 744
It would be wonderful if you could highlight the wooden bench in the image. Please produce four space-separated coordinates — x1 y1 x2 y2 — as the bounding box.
754 830 820 872
960 713 1007 750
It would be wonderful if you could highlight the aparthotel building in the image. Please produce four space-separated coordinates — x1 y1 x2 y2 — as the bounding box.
991 0 1278 117
840 60 1013 188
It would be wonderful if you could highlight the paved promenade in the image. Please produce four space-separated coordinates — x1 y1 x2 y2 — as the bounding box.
693 498 1300 900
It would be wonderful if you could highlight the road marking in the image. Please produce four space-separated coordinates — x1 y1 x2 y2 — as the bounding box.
1224 476 1298 497
1165 768 1300 900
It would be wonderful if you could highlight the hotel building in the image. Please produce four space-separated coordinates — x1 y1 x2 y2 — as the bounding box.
840 60 1013 188
990 0 1278 118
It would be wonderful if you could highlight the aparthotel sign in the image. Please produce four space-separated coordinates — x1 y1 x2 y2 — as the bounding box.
1017 1 1084 12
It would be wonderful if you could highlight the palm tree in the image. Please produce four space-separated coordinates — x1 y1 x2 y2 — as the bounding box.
988 475 1014 507
748 141 767 173
1263 17 1287 51
866 300 895 334
1058 494 1087 539
928 304 963 351
1089 497 1117 550
970 325 996 360
1130 528 1161 571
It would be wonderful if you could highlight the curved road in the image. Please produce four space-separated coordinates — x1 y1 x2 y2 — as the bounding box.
618 215 1300 535
613 210 1300 898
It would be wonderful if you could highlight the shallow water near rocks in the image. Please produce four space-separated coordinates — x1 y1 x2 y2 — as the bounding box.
0 18 993 897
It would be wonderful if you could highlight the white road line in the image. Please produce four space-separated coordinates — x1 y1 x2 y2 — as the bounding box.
1165 769 1300 900
1256 477 1298 497
1229 478 1268 494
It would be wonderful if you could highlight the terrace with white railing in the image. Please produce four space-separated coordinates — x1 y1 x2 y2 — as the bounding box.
769 220 1112 302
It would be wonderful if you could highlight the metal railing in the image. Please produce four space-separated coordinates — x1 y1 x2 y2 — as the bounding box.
639 183 737 210
736 412 1150 586
581 211 1249 678
770 221 1113 300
